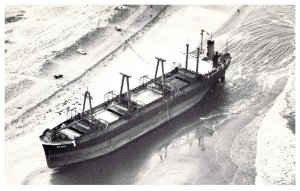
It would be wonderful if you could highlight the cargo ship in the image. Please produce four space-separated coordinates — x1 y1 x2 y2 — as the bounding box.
40 31 231 168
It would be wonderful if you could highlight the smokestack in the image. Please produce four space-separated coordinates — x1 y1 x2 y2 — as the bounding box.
207 40 214 59
213 52 219 68
185 44 189 69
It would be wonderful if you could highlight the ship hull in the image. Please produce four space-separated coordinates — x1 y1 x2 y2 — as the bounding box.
43 65 228 168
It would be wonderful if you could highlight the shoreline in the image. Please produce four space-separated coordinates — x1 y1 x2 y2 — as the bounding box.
255 74 295 185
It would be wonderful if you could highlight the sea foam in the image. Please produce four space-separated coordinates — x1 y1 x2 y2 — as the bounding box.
255 75 295 185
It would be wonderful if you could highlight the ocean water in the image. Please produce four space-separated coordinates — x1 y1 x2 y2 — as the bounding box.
217 5 296 184
6 5 295 185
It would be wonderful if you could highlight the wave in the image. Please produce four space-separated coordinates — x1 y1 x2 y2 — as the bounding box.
255 75 295 185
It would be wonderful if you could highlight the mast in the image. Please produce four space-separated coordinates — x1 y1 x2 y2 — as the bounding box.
196 47 200 74
154 57 166 94
200 29 209 54
82 89 93 122
185 44 189 69
119 73 131 108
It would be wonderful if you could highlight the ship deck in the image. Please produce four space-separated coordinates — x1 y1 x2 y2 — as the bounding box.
41 68 204 143
40 52 233 145
86 69 197 126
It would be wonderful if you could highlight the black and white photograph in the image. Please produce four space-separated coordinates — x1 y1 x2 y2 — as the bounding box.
3 0 297 187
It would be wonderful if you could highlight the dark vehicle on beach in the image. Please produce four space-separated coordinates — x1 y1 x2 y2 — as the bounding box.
115 26 122 31
54 74 63 79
